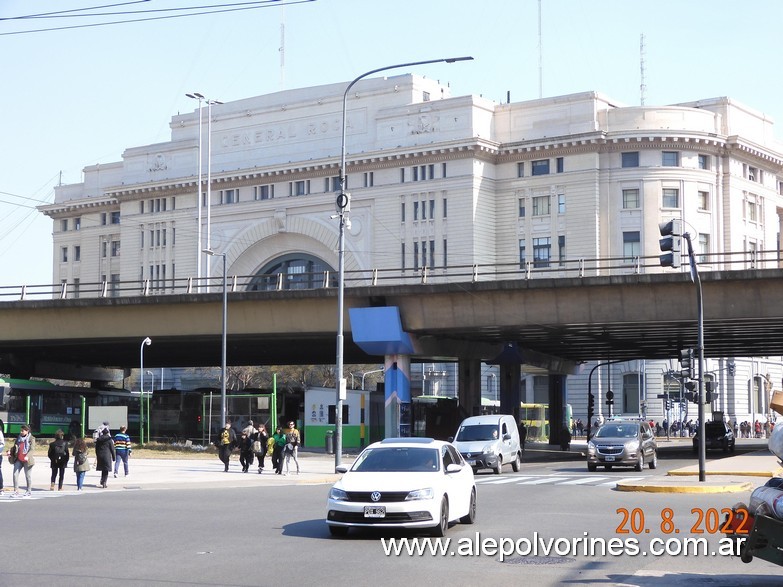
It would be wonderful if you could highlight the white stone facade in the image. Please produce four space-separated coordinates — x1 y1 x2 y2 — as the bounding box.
40 74 783 428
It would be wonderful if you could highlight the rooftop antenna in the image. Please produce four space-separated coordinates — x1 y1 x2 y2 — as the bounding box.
538 0 543 98
279 5 285 90
640 33 646 106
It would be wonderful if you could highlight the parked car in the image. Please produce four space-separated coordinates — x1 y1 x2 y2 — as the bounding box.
587 419 658 471
451 414 522 474
325 437 476 537
693 420 736 453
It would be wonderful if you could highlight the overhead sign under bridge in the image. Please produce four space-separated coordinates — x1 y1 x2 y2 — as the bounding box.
349 306 416 437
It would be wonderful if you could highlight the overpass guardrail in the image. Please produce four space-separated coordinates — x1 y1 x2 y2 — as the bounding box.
2 249 780 302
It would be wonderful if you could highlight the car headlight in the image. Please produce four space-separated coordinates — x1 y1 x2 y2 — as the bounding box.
482 445 495 454
587 441 596 454
405 487 434 501
624 440 640 452
329 487 348 501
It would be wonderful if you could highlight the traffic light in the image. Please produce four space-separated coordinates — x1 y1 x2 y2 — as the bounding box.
679 348 695 380
683 391 696 403
727 361 736 376
588 394 595 410
659 219 682 269
705 381 716 403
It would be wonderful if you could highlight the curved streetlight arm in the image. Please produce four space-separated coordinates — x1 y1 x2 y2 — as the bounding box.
139 337 151 445
334 56 473 471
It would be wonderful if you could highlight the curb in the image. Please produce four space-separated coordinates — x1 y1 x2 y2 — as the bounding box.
615 480 754 494
667 468 782 478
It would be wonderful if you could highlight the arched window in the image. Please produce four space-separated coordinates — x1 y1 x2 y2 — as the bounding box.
248 254 336 291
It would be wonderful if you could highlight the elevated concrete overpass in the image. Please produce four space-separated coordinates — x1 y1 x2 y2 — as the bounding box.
0 269 781 379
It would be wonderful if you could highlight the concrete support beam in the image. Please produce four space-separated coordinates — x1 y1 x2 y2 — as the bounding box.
457 359 482 417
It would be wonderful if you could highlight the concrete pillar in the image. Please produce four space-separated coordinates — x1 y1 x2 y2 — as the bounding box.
499 363 521 420
384 354 411 437
549 375 566 446
457 359 482 416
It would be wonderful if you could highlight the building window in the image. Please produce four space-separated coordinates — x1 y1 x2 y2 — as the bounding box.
442 239 447 268
662 151 679 167
558 235 566 266
698 233 710 263
74 246 81 262
363 172 374 188
74 217 81 231
623 373 642 414
622 188 640 209
73 278 80 298
413 201 419 221
747 198 758 222
110 211 120 224
531 159 550 176
442 163 447 178
412 164 435 181
140 201 145 214
622 152 639 168
61 219 68 232
61 247 68 263
400 168 405 183
221 189 238 204
401 243 406 271
532 195 550 216
254 185 274 200
111 241 120 257
556 157 564 173
101 213 107 225
746 165 758 182
290 180 309 196
519 239 526 268
400 202 405 223
102 241 107 258
429 199 435 219
413 242 419 270
697 190 709 210
532 237 551 268
442 198 447 218
517 162 525 177
623 231 641 262
140 228 144 248
662 188 679 208
698 154 710 170
557 193 566 214
518 198 526 217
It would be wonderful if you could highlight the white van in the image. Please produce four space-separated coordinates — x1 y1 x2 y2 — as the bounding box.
451 414 522 474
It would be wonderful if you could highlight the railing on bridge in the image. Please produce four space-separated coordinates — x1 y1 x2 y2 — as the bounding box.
2 249 779 302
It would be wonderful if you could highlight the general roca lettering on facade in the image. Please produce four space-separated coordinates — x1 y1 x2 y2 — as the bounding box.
220 115 346 149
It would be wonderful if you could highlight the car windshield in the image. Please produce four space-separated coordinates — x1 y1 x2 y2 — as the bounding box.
350 447 440 473
595 423 639 439
705 422 727 435
455 424 498 442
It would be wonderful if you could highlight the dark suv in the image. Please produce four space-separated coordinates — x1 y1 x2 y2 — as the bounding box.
693 421 735 453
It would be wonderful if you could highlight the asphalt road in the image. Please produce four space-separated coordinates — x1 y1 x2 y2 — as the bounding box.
3 447 782 587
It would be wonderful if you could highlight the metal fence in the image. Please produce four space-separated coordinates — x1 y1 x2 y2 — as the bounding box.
3 248 780 302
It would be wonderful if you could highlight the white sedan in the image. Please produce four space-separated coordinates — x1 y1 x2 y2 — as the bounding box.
326 437 477 537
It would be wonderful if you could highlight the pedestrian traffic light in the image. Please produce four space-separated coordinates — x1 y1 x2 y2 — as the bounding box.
705 381 716 404
683 391 696 403
679 348 695 379
727 361 736 376
659 219 682 269
588 394 595 410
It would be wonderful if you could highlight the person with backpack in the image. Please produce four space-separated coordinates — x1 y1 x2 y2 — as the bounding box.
47 429 70 491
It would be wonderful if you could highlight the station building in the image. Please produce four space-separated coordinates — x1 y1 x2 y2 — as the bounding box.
40 74 783 433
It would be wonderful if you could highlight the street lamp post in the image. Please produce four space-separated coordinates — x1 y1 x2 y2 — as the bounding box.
334 56 473 471
146 370 154 442
203 248 228 428
139 337 151 445
185 93 204 287
205 99 222 290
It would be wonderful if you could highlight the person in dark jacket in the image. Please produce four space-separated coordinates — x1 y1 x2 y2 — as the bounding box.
47 429 70 491
238 431 254 473
217 421 236 472
72 436 90 491
253 423 269 474
272 426 286 474
94 428 116 488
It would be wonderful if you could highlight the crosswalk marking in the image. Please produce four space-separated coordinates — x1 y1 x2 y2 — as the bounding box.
473 474 648 488
556 476 609 485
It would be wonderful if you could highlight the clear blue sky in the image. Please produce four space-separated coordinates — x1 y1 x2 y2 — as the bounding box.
2 0 782 287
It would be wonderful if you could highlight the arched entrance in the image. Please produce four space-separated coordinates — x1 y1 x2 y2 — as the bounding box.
248 253 337 291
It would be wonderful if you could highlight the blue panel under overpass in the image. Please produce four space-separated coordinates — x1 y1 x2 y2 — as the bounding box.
349 307 415 356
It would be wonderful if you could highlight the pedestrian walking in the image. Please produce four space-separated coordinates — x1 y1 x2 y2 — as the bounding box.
94 428 115 488
253 423 269 474
113 426 132 478
282 420 301 475
72 437 90 491
47 429 69 491
10 424 35 497
272 426 286 474
238 431 254 473
216 421 236 472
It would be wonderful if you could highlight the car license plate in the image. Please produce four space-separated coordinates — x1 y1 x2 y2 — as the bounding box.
364 506 386 518
466 459 476 466
605 456 615 462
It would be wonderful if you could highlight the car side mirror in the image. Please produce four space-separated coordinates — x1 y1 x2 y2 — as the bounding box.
445 463 462 474
503 433 511 441
335 465 348 474
447 436 454 442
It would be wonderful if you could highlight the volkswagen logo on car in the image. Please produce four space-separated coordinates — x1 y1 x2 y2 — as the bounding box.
371 491 381 502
